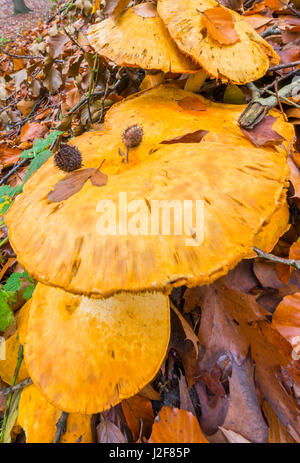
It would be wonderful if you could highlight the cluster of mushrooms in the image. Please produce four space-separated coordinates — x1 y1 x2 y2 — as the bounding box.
0 0 296 442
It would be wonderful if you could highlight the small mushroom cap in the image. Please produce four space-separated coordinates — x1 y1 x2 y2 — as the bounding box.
87 3 200 73
0 301 30 384
17 385 93 443
24 285 170 414
157 0 279 84
6 86 293 296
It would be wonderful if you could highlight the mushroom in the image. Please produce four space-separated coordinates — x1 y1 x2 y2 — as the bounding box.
87 3 200 73
17 384 93 443
157 0 279 84
23 285 169 414
5 85 294 414
0 301 30 385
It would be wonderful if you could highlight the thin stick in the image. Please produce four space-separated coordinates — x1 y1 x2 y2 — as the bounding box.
63 27 86 54
0 345 24 443
268 61 300 72
254 247 300 271
0 158 28 186
261 23 281 38
0 47 44 60
87 56 98 123
0 378 32 397
53 411 68 443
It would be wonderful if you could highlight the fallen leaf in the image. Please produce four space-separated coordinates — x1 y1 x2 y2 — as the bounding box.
161 130 209 144
17 100 35 117
97 416 126 443
178 96 207 112
103 0 131 17
202 7 240 45
90 169 108 187
0 145 22 167
47 168 95 202
263 401 297 443
20 122 48 143
149 407 209 443
43 66 62 95
47 34 68 59
122 395 154 441
133 3 159 18
241 115 286 147
219 427 251 443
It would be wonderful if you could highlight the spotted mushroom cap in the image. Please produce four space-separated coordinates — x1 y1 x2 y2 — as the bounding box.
5 85 293 297
87 3 200 73
23 285 170 414
157 0 279 84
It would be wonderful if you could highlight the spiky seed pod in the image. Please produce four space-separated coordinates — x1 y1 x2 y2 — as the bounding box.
54 145 82 172
122 125 143 148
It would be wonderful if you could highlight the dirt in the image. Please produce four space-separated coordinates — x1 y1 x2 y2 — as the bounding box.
0 0 63 39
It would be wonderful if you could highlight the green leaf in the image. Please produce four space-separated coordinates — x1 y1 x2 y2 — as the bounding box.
4 272 24 292
0 291 14 332
23 284 35 300
23 150 53 183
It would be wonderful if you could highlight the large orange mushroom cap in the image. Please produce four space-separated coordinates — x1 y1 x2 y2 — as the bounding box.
23 285 170 414
87 3 200 73
157 0 279 84
17 385 93 443
5 86 293 297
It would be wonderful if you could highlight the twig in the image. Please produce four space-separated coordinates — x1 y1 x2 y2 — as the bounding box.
0 237 9 248
63 27 86 54
264 88 300 108
281 0 300 18
87 56 98 123
0 158 28 187
67 91 103 115
261 23 281 38
239 76 300 128
274 79 288 121
0 47 44 60
254 247 300 271
47 0 75 24
0 378 32 397
0 345 24 443
53 411 68 443
99 69 111 123
268 61 300 72
246 82 260 99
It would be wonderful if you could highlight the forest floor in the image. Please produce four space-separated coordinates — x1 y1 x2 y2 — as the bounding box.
0 0 63 38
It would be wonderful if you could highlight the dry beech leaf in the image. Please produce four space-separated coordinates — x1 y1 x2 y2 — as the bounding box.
47 168 95 202
161 129 209 144
103 0 131 17
219 427 251 443
20 122 48 143
0 145 22 167
90 169 108 187
178 96 207 112
133 3 159 18
122 395 154 441
47 34 68 59
241 115 286 147
97 416 126 443
202 7 240 45
149 407 209 443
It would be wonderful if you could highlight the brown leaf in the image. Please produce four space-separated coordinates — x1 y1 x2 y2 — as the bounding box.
20 122 48 143
47 168 95 202
17 99 35 117
122 395 154 441
43 66 62 95
0 145 22 167
202 7 240 45
97 416 126 443
90 169 108 187
103 0 131 17
133 3 159 18
161 130 209 144
178 96 207 112
149 406 209 443
241 115 286 147
47 34 68 59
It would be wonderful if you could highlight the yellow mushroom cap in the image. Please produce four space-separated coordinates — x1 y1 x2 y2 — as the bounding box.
24 285 170 414
87 3 200 73
0 301 30 385
5 86 293 296
157 0 279 84
17 385 93 443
